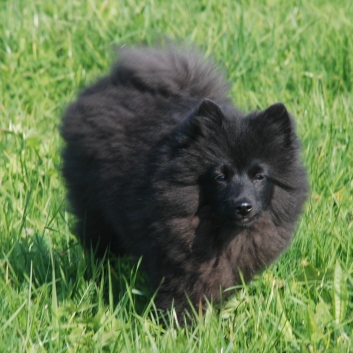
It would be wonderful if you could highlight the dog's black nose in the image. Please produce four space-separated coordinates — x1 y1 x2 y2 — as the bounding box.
234 201 253 216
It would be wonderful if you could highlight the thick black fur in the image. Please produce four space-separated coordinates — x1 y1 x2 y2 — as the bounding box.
61 45 308 313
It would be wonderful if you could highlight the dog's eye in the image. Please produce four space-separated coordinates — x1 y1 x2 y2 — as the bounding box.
254 174 264 181
215 174 227 181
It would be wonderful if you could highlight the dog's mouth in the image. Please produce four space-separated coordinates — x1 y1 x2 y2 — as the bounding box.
234 217 255 227
232 212 260 227
216 206 261 228
237 216 253 224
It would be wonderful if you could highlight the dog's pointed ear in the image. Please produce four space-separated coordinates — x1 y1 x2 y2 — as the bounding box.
260 102 295 148
173 99 224 148
263 102 292 135
195 98 224 127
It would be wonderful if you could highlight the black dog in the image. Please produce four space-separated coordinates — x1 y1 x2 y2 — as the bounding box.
61 45 308 313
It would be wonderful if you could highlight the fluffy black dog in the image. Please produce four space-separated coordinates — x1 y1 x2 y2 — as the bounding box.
61 45 308 313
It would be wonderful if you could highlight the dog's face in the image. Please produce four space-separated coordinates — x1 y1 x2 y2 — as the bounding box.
201 162 274 227
160 98 305 228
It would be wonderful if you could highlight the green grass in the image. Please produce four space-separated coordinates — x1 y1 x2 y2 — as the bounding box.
1 0 353 351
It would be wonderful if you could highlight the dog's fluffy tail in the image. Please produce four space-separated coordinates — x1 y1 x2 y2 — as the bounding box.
109 45 231 103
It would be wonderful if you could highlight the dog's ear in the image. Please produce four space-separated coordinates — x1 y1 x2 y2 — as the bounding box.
194 98 224 128
175 99 224 147
264 102 291 134
260 102 294 148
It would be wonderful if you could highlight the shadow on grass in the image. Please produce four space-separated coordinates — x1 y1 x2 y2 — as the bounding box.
1 229 154 319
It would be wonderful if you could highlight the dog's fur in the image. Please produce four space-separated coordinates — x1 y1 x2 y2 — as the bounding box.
61 45 308 312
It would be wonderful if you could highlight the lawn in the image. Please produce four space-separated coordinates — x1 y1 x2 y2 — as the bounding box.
0 0 352 351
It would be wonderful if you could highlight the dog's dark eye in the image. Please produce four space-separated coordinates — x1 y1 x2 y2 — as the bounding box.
254 174 264 181
215 174 227 182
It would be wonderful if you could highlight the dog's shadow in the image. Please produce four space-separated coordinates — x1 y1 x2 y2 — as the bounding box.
3 229 152 318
